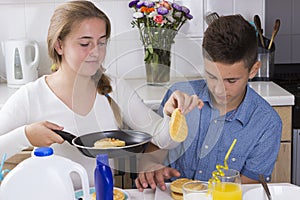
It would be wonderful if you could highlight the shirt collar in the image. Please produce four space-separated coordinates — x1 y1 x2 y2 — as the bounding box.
200 85 213 107
228 84 255 126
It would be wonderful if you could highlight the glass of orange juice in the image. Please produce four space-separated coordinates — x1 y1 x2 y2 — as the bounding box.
212 169 242 200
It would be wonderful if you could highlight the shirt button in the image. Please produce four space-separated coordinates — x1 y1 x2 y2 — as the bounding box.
199 170 203 174
205 145 209 149
232 158 236 162
266 177 270 181
214 120 217 123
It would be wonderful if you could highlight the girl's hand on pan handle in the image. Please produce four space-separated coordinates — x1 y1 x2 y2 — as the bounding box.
25 121 64 147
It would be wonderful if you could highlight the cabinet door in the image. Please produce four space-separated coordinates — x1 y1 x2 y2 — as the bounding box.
271 106 292 183
271 142 291 183
273 106 292 141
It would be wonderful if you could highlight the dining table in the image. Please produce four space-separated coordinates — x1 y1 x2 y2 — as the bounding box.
123 182 300 200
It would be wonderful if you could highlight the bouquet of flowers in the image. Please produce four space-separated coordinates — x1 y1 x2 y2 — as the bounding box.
129 0 193 63
129 0 193 84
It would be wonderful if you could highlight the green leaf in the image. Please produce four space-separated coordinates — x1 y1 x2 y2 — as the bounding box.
148 45 153 54
144 49 150 62
153 52 159 63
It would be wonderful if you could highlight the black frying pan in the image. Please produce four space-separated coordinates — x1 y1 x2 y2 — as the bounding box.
54 129 152 158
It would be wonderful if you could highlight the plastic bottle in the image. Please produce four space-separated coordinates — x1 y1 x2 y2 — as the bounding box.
0 147 91 200
94 154 113 200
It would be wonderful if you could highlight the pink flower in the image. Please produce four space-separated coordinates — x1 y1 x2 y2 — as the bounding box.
154 15 164 24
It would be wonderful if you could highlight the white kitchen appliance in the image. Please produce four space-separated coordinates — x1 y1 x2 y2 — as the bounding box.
1 39 39 88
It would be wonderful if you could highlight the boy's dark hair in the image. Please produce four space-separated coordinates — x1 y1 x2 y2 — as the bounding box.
202 14 258 71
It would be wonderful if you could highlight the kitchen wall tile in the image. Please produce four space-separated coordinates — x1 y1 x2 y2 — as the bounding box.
25 2 55 76
37 41 52 76
0 0 25 4
24 3 55 43
173 37 204 77
103 39 117 77
292 0 300 34
274 35 291 64
113 38 146 79
0 4 26 77
93 1 117 38
54 0 74 3
292 35 300 63
0 4 26 40
0 0 267 78
171 0 204 37
26 0 54 3
265 0 291 36
205 0 234 16
235 0 265 23
114 0 136 40
205 0 265 27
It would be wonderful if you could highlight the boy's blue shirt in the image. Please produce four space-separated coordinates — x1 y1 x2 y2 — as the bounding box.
158 79 282 182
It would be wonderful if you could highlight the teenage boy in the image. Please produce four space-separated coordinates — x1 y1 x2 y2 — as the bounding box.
135 14 282 191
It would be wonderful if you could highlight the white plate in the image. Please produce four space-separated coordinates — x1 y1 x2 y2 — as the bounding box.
154 183 173 200
75 187 129 200
243 185 300 200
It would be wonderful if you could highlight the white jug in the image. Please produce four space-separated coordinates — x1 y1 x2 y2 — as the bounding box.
1 38 39 88
0 147 91 200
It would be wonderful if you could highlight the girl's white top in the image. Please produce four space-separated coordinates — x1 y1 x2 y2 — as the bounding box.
0 75 177 189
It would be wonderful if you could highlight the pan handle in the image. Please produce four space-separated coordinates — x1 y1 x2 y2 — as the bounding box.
53 130 76 144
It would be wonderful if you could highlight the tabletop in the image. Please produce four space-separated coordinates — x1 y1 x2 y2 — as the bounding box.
124 183 299 200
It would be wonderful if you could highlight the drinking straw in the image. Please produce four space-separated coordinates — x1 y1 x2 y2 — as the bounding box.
209 138 237 183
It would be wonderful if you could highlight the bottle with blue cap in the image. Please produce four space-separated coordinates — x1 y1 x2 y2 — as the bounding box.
0 147 91 200
94 154 113 200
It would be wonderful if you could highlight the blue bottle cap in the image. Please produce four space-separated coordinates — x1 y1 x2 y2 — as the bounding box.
34 147 54 157
96 154 109 166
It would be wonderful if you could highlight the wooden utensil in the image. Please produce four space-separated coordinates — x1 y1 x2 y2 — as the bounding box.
268 19 280 50
259 174 272 200
254 15 265 48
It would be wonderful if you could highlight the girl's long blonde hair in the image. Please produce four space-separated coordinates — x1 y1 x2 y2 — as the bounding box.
47 0 122 127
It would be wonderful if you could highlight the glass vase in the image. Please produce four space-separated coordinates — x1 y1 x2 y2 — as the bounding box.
145 47 171 86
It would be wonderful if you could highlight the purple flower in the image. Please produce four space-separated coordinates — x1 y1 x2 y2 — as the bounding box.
128 0 139 8
144 1 155 8
172 3 182 11
185 13 193 20
136 1 144 9
181 6 190 14
157 6 169 15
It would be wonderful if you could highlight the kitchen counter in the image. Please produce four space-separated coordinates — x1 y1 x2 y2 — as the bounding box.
126 78 295 110
0 79 295 110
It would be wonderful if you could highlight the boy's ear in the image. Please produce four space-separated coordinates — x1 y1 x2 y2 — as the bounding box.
54 39 63 55
249 61 261 79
